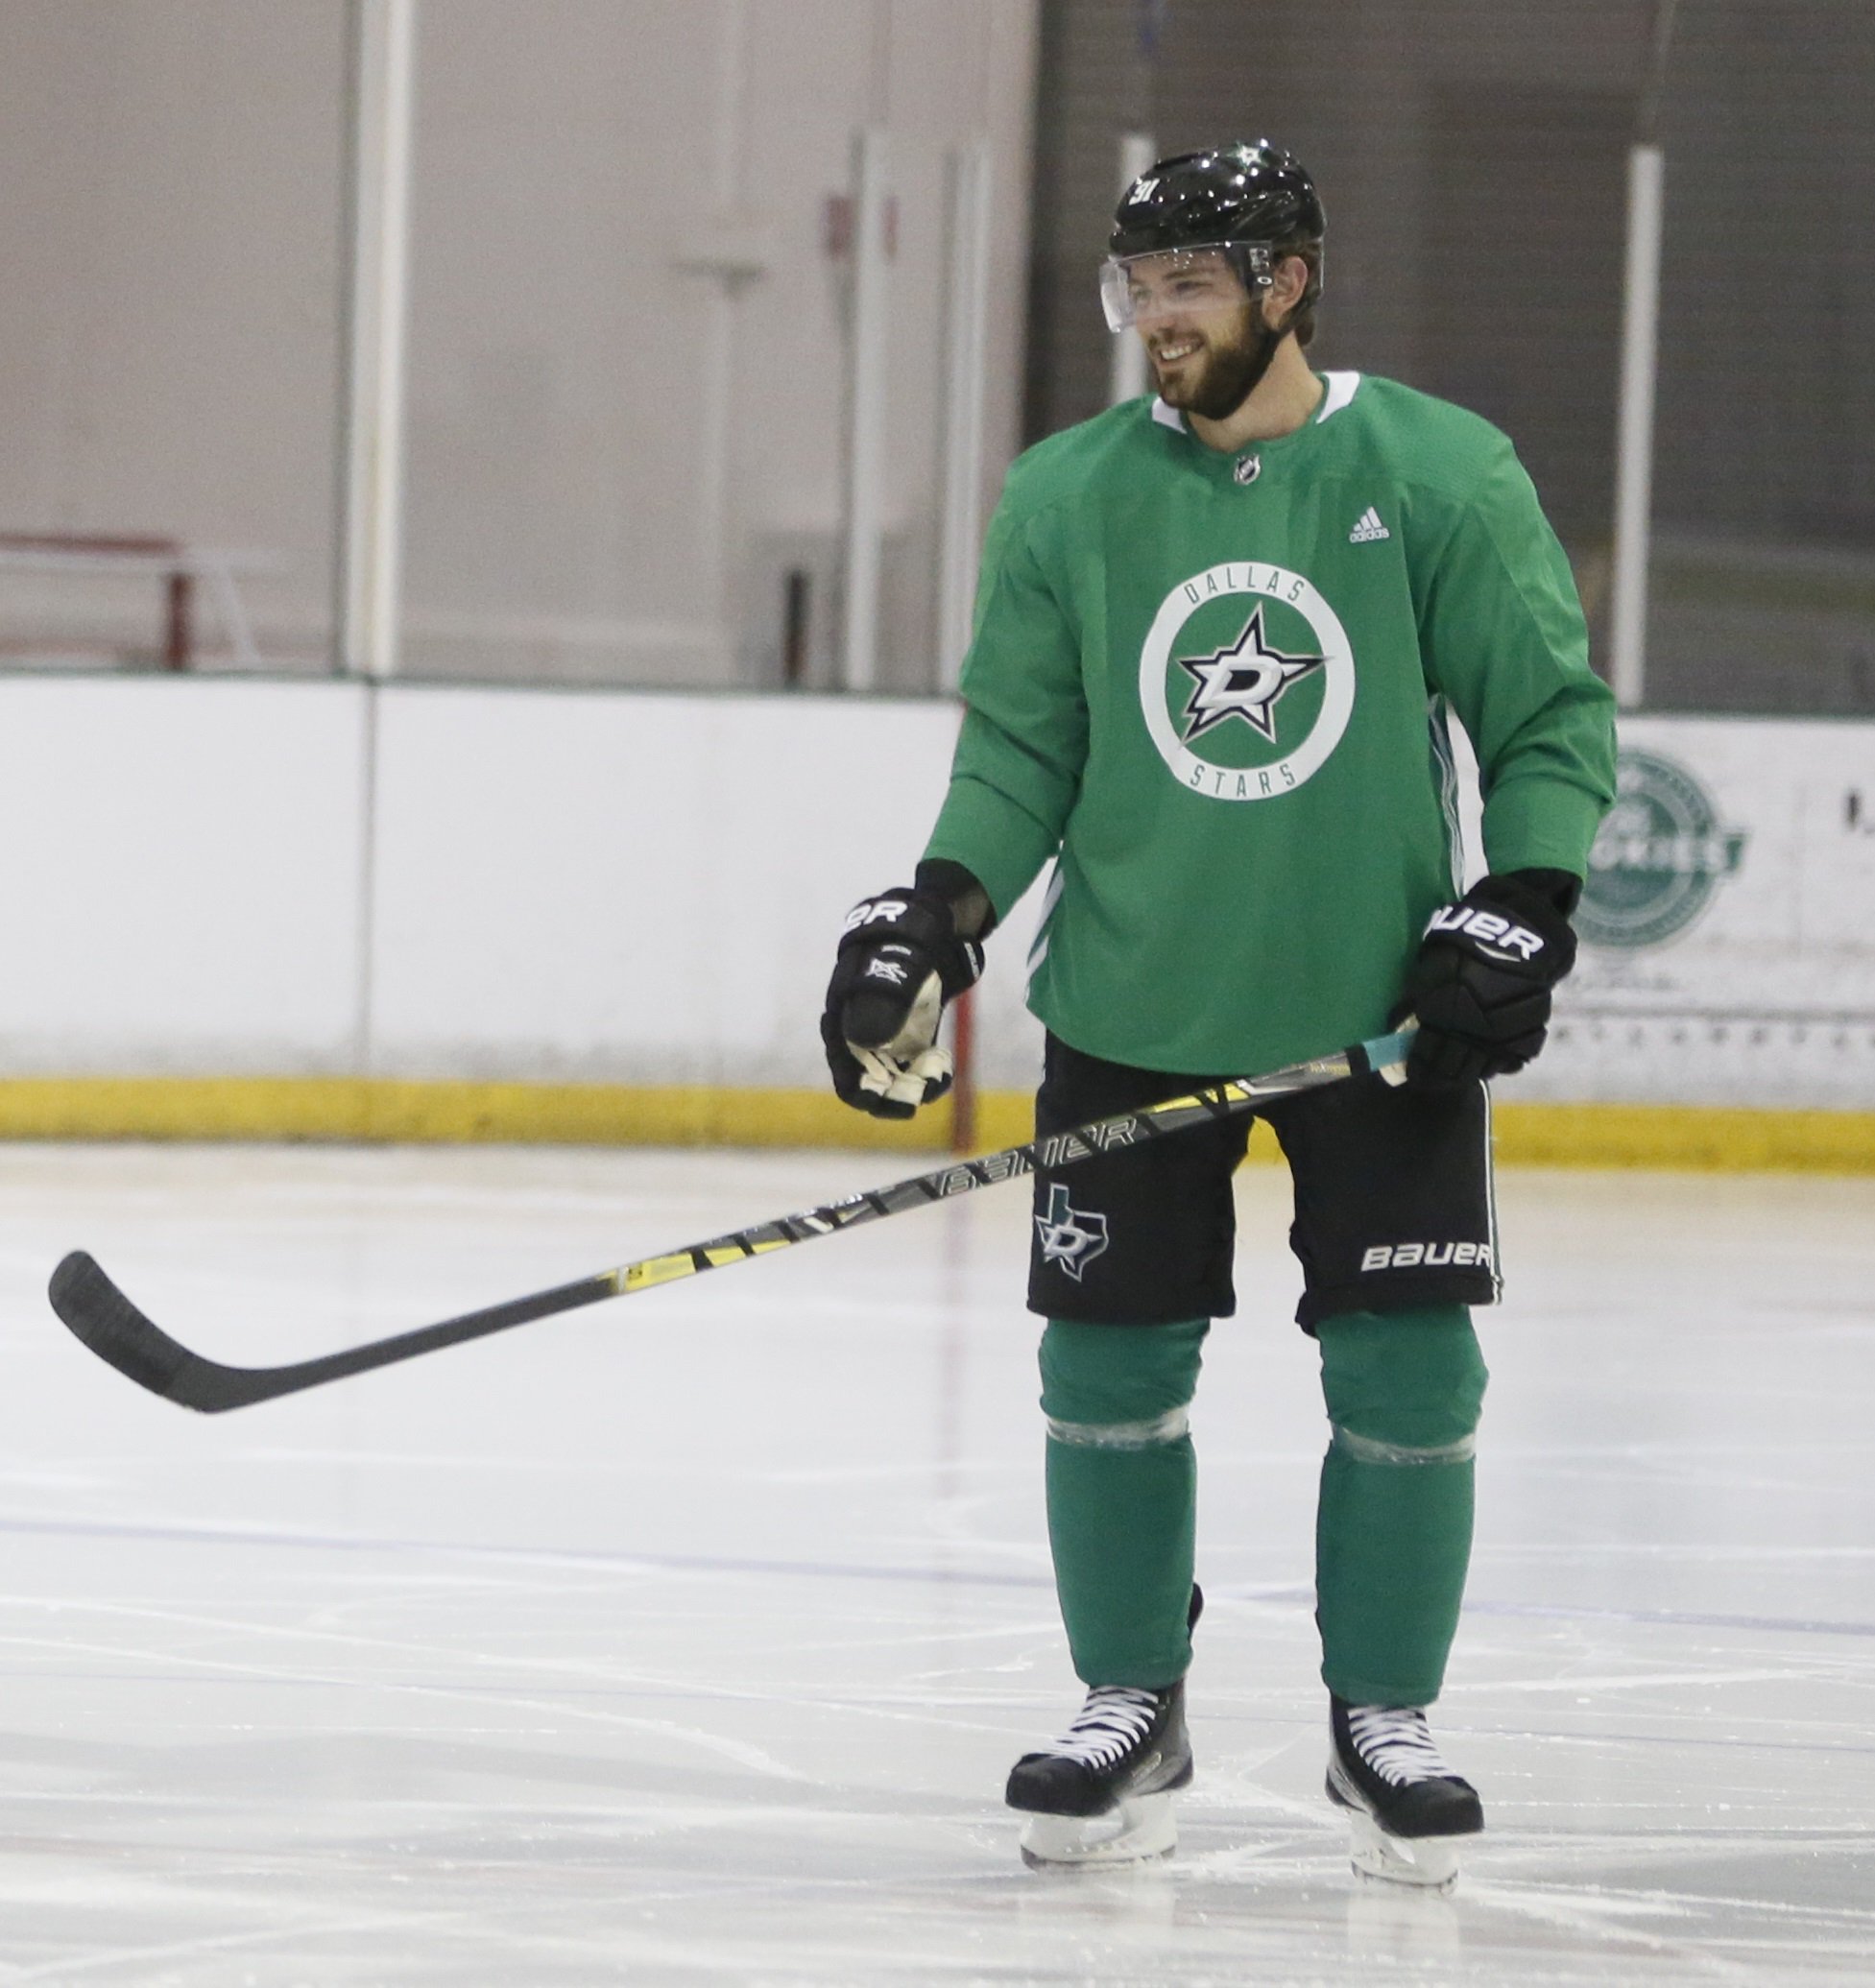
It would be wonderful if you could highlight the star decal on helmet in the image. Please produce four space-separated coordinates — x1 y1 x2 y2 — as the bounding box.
1175 605 1326 746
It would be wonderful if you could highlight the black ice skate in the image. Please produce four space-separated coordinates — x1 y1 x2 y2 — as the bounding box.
1005 1680 1192 1867
1325 1694 1483 1889
1005 1587 1201 1868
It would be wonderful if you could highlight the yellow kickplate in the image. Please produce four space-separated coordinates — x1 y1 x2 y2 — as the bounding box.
0 1078 953 1152
976 1090 1875 1174
0 1078 1864 1174
1489 1100 1875 1173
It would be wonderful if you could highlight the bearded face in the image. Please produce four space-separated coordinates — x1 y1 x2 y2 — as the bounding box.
1120 250 1287 421
1146 302 1283 420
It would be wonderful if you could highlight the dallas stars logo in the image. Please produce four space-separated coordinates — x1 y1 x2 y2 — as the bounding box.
1035 1184 1110 1282
1175 605 1325 746
1138 562 1353 803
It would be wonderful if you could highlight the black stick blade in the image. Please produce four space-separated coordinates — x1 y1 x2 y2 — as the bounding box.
47 1252 246 1413
47 1248 621 1413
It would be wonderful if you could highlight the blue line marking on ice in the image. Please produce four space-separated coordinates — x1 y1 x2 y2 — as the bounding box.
2 1512 1874 1641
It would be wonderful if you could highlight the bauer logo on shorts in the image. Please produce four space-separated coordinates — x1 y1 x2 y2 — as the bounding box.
1035 1184 1111 1281
1139 562 1356 802
1360 1240 1494 1272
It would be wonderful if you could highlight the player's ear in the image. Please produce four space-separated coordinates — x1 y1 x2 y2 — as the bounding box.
1262 253 1309 323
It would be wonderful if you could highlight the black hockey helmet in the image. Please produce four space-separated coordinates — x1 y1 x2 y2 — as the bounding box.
1110 140 1325 258
1102 141 1325 331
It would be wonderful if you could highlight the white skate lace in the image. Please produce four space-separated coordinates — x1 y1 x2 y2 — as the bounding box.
1034 1686 1161 1770
1346 1705 1456 1787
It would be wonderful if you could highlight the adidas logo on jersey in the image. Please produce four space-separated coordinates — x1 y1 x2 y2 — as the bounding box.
1349 506 1390 542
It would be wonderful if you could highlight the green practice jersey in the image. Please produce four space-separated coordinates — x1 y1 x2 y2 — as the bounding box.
925 371 1618 1076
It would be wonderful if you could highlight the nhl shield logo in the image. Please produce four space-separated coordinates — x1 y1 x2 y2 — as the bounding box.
1035 1184 1110 1281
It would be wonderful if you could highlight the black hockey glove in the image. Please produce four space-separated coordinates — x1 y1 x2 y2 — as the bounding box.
1397 870 1579 1089
821 863 990 1119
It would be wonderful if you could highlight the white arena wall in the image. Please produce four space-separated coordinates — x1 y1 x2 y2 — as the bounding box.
0 675 1046 1100
0 676 1868 1165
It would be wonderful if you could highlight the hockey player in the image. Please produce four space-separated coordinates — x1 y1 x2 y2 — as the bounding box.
822 142 1616 1887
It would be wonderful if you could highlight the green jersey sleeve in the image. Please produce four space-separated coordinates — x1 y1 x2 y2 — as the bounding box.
924 501 1088 918
1416 445 1617 879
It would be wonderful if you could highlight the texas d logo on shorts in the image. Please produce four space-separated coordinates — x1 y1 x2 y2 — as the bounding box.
1035 1185 1110 1281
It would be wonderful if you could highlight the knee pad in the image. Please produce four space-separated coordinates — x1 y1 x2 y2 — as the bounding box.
1039 1317 1208 1447
1316 1305 1487 1458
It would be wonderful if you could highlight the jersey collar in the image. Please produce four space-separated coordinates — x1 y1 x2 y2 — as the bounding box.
1149 370 1363 437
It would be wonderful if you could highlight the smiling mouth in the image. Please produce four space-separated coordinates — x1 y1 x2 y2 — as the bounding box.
1152 337 1203 367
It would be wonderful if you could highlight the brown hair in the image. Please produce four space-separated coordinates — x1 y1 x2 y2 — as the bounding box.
1274 241 1324 348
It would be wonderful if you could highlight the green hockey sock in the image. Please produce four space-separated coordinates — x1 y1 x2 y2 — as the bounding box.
1038 1316 1208 1688
1314 1305 1488 1707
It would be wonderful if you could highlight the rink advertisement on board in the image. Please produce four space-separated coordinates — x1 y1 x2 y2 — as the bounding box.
1517 716 1875 1110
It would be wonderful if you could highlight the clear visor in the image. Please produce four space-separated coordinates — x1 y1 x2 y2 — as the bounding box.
1099 243 1272 332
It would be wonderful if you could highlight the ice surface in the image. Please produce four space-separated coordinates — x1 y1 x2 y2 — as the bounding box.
0 1142 1870 1982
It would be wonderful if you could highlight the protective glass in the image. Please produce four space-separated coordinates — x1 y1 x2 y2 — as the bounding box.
1099 243 1272 332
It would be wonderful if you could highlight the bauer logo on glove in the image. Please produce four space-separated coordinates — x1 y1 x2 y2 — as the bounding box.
821 882 987 1120
1397 870 1578 1090
843 897 912 933
1421 903 1548 965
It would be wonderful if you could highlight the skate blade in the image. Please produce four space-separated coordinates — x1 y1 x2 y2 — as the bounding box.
1347 1808 1461 1891
1019 1792 1177 1869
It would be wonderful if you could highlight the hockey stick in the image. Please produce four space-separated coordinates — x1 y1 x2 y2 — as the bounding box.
46 1029 1410 1415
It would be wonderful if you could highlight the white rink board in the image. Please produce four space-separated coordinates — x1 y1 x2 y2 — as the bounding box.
0 676 1865 1110
369 686 964 1085
0 675 1049 1093
0 677 369 1073
1522 717 1875 1109
364 683 1049 1091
